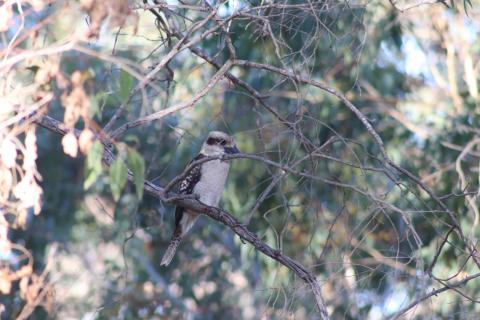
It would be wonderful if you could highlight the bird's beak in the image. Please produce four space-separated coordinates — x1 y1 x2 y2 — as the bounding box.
224 145 240 154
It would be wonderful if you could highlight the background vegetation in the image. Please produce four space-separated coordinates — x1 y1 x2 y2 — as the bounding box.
1 0 480 319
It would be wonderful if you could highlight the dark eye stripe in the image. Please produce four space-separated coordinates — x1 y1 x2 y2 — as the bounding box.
207 137 227 145
206 137 217 145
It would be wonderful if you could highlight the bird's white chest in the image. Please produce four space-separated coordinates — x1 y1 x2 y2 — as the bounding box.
193 159 230 207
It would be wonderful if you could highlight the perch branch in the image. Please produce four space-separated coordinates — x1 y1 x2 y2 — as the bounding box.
35 114 330 319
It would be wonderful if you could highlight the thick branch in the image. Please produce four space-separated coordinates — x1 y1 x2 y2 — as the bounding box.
35 114 330 319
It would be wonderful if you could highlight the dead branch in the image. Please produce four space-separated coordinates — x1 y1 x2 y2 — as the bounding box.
35 114 330 319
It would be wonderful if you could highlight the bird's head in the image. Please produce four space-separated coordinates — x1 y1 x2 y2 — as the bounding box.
200 131 240 156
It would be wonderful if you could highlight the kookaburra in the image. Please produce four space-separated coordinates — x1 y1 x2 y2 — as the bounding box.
160 131 240 266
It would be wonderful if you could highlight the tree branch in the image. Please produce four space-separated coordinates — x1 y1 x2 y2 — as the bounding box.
233 59 480 271
35 114 330 319
109 60 233 139
388 272 480 320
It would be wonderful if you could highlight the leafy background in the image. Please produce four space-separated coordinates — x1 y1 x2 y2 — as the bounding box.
1 0 480 319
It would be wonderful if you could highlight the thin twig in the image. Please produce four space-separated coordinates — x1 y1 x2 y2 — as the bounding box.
388 272 480 320
35 114 331 319
110 60 233 138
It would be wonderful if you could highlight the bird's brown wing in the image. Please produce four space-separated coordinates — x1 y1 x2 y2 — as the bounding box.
174 153 205 228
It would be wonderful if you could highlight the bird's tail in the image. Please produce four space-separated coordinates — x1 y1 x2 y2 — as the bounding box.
160 233 182 266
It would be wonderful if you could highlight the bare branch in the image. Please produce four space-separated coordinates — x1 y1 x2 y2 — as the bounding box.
388 272 480 320
35 114 331 319
110 60 233 138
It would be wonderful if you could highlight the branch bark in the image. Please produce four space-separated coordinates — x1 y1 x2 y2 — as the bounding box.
35 114 330 319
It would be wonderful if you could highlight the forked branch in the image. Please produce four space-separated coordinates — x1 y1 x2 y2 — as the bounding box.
35 114 330 319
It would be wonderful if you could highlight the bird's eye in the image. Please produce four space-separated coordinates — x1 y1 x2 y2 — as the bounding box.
220 140 226 146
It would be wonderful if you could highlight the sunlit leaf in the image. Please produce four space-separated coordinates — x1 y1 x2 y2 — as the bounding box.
127 148 145 199
119 69 134 103
1 137 17 169
78 129 94 154
61 132 78 158
89 95 100 119
84 141 104 189
109 157 128 201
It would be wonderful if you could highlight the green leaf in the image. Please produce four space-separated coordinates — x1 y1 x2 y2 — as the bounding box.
84 141 104 189
127 148 145 199
90 92 109 120
89 95 101 120
109 157 128 201
124 134 140 146
119 70 134 103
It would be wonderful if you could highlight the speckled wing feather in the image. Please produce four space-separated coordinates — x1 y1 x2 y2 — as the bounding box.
161 154 205 266
174 153 205 228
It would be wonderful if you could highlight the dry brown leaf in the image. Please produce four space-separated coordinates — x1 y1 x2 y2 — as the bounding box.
61 132 78 158
16 265 33 278
79 129 94 154
0 98 14 116
0 4 13 32
34 61 60 85
23 128 38 171
1 137 17 169
81 0 135 37
61 72 90 127
0 213 10 252
0 270 11 294
81 0 107 37
0 166 13 202
0 168 12 202
29 0 46 12
42 284 56 314
13 173 43 217
56 72 69 90
19 277 29 299
24 274 42 304
71 71 82 86
34 68 50 85
109 0 132 28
